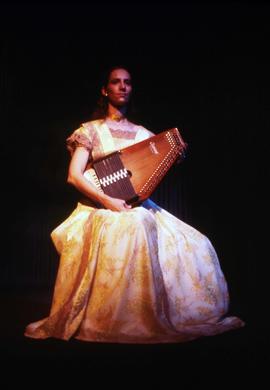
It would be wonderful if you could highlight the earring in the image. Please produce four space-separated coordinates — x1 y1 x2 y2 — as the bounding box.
105 92 108 96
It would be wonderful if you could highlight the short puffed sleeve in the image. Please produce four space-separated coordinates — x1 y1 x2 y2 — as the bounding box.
66 126 93 156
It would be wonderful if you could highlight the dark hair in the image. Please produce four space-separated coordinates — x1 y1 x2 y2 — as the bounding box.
90 65 139 123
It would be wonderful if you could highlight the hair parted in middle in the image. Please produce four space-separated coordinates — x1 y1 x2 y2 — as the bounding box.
90 64 139 123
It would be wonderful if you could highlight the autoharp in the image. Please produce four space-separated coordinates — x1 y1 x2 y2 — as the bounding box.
84 128 187 205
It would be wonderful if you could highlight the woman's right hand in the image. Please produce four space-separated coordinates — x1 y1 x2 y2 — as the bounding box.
68 147 133 212
101 195 132 211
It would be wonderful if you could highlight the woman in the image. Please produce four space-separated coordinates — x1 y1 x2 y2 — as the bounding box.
25 66 244 343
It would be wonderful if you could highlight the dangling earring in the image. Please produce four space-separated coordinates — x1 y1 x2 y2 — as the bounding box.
105 92 108 96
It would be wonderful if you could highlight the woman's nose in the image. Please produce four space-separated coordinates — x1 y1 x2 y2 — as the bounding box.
119 81 126 90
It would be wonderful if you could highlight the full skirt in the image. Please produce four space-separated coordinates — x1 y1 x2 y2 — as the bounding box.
25 200 244 343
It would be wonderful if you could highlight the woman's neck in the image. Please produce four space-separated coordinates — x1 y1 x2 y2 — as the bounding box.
107 105 127 122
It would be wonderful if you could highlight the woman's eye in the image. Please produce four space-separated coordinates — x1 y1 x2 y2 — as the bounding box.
110 79 131 86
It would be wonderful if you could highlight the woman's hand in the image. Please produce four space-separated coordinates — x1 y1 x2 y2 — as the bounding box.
101 196 132 211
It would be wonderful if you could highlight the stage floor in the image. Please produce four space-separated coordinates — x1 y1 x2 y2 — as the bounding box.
0 286 254 365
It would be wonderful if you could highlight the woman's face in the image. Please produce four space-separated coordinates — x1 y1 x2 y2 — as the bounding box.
102 68 132 108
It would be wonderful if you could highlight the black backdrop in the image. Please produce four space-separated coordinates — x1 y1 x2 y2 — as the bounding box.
0 1 267 375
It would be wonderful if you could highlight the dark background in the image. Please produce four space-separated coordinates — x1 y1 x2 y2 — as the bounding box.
0 0 267 379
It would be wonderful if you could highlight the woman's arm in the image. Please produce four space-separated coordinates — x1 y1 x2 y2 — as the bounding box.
67 147 131 211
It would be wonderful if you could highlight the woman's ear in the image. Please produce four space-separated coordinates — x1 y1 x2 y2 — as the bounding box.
101 87 108 97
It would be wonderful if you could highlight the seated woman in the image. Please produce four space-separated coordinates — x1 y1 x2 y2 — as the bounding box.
24 65 244 343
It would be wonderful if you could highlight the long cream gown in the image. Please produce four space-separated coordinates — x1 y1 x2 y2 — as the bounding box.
24 117 244 343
